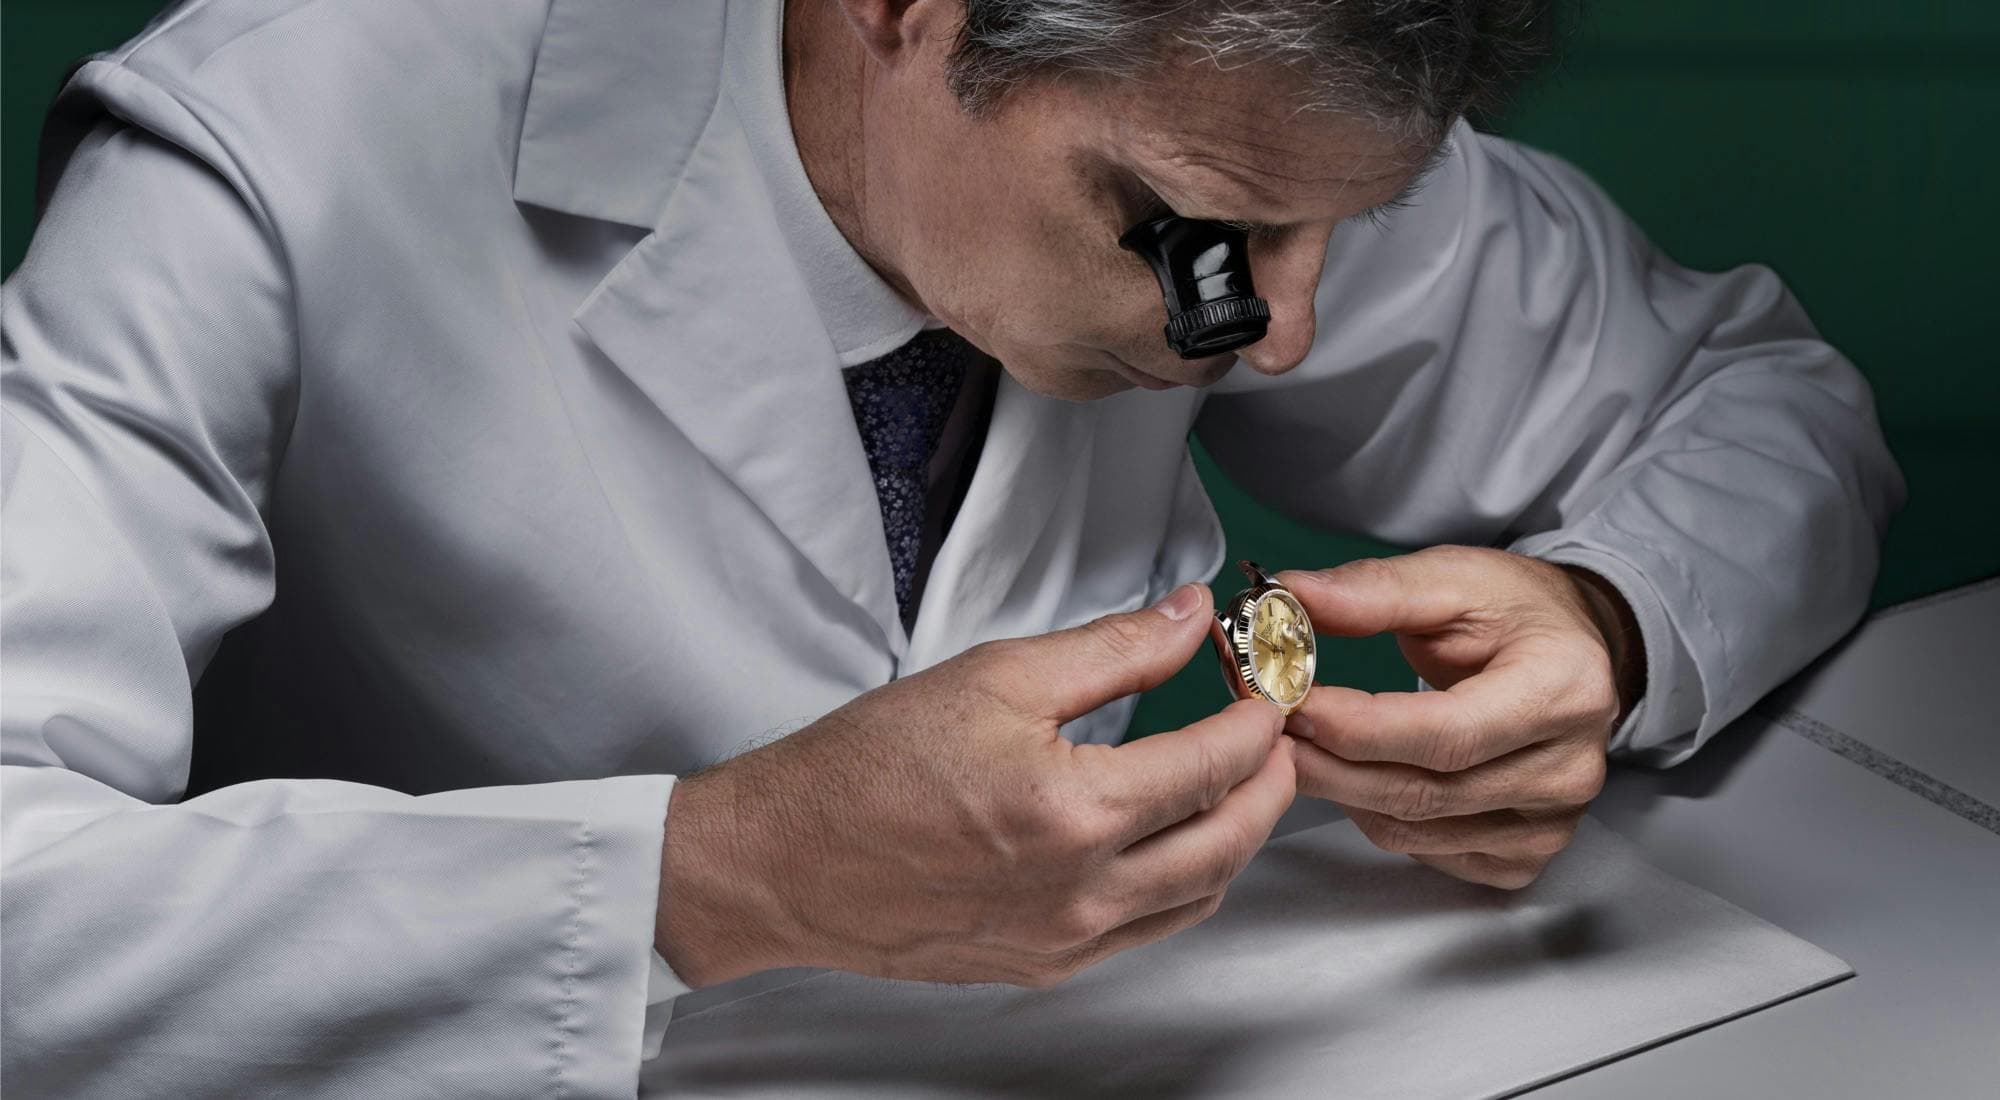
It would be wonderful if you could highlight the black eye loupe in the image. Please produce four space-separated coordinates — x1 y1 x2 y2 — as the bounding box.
1119 215 1271 359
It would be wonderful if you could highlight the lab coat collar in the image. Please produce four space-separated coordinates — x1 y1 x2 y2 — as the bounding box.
557 0 1103 661
513 0 727 229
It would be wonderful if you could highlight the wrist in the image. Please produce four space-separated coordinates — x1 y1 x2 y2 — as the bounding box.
1557 563 1646 726
656 765 804 988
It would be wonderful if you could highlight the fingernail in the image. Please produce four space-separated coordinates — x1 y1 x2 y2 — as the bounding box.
1285 713 1317 741
1152 583 1202 621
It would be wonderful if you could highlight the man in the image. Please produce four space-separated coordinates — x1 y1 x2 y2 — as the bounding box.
0 0 1902 1093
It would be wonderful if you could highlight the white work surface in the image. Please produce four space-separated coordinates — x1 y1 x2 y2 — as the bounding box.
644 580 1998 1097
1765 577 2000 815
1530 577 2000 1097
645 813 1845 1099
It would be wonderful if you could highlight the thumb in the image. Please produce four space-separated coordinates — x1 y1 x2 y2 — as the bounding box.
1019 582 1215 721
1275 552 1470 638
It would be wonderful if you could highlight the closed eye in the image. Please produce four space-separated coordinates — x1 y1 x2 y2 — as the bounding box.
1343 194 1416 231
1216 217 1285 240
1127 178 1283 240
1132 186 1174 224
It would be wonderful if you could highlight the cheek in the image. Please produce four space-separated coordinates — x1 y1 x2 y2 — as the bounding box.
885 119 1168 369
920 186 1150 355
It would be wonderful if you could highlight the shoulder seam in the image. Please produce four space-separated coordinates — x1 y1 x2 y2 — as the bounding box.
49 58 307 474
105 0 223 65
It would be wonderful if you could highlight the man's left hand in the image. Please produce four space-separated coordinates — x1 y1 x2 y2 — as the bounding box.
1274 546 1644 889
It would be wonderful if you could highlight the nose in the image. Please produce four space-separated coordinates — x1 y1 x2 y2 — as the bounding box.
1234 226 1331 376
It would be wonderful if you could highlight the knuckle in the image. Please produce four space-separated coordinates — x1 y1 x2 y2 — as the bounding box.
1056 780 1120 840
1365 814 1424 854
1191 737 1233 814
1198 890 1227 920
1551 755 1607 806
1053 898 1112 946
1046 941 1100 984
1510 668 1568 729
1200 841 1247 896
1173 892 1227 936
964 636 1020 670
1013 791 1069 849
1388 772 1448 821
1021 779 1111 855
1419 544 1470 574
1026 921 1075 957
1432 543 1481 564
1085 613 1152 666
1491 861 1545 891
1230 696 1285 737
1057 796 1120 855
1424 721 1482 773
1572 670 1621 731
1522 824 1574 857
1020 919 1076 956
1339 557 1399 590
1164 892 1225 940
1233 811 1270 867
959 638 1028 695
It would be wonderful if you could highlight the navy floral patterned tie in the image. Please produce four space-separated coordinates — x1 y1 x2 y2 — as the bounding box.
841 327 972 626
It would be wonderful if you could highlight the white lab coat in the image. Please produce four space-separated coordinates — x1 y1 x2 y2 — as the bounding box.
0 0 1903 1094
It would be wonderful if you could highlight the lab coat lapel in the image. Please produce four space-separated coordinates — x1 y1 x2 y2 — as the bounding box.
516 0 910 643
569 102 905 651
902 374 1103 674
523 0 1104 665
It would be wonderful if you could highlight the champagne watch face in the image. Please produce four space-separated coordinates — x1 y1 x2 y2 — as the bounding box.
1247 590 1314 708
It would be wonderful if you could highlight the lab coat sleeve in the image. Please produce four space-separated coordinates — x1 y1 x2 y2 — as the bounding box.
1192 119 1905 768
1 101 694 1098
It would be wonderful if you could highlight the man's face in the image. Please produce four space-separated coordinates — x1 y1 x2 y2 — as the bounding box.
860 30 1440 401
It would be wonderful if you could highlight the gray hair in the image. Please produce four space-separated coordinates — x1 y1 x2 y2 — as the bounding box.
947 0 1560 141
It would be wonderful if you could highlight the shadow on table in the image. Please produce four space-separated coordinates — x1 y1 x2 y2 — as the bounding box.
645 820 1732 1098
1595 708 1784 843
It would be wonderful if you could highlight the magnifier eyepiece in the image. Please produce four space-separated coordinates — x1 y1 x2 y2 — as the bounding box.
1119 215 1271 359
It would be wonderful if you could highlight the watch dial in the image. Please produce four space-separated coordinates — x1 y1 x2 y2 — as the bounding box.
1248 591 1314 707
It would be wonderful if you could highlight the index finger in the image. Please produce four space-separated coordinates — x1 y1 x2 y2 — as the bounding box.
1275 551 1478 638
1291 650 1557 772
1082 698 1285 848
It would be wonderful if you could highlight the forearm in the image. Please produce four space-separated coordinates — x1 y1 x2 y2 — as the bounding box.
1511 308 1903 767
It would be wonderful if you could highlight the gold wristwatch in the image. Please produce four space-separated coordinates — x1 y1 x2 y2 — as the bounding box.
1208 560 1316 714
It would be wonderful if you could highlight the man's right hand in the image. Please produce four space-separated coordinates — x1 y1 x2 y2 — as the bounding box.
656 581 1297 990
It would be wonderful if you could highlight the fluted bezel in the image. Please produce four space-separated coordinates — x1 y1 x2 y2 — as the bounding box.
1209 563 1316 715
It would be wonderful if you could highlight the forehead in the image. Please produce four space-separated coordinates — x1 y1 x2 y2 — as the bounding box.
1080 59 1437 219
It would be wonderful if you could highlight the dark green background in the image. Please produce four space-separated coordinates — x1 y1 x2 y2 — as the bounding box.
5 2 1995 740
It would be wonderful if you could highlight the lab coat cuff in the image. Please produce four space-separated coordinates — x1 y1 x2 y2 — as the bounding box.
641 780 698 1061
1505 535 1706 766
642 948 696 1060
540 772 682 1095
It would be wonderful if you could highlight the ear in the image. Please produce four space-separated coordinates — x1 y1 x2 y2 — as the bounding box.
829 0 955 66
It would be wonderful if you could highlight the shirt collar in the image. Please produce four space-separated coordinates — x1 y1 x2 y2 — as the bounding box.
722 0 929 365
